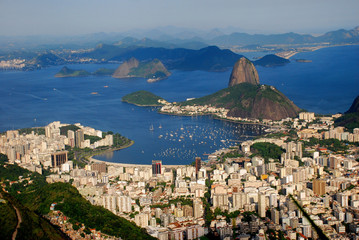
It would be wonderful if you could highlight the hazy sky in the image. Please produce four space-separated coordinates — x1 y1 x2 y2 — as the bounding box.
0 0 358 36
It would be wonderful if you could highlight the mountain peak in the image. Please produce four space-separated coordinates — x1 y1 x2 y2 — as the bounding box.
228 57 260 87
346 95 359 114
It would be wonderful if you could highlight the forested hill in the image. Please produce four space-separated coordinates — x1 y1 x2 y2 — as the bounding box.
0 153 155 240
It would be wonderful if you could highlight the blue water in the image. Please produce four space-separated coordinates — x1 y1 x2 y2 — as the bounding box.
0 45 358 164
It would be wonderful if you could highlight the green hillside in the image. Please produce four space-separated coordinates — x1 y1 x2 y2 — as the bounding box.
122 90 166 106
0 153 155 240
55 66 91 77
181 83 300 120
0 190 70 240
93 68 116 76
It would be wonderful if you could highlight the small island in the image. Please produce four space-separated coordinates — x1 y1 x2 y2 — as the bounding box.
253 54 290 67
112 58 171 81
295 59 312 63
122 90 168 106
55 66 91 77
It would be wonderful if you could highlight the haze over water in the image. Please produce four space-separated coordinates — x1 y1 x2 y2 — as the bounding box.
0 45 358 164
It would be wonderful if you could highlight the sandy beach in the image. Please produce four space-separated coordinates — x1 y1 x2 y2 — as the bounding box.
89 156 186 169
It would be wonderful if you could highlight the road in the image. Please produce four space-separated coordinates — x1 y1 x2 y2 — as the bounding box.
11 202 22 240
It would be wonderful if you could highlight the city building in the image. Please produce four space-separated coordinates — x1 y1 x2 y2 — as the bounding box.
152 160 162 175
51 151 68 167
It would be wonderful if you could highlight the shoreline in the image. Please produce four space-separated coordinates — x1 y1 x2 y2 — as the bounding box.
89 141 186 168
277 43 359 60
158 110 277 129
89 157 186 169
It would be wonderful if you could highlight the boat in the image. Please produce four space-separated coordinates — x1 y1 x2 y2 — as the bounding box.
159 124 162 129
149 125 154 131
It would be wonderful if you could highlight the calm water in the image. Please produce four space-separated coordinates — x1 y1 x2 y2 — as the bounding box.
0 45 358 164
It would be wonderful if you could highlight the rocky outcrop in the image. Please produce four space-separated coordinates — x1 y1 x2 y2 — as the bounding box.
346 95 359 114
228 57 259 87
184 57 301 120
226 85 301 120
184 83 300 121
112 58 170 80
112 57 139 78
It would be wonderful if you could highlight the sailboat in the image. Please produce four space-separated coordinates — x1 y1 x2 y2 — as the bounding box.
159 124 162 129
149 125 154 131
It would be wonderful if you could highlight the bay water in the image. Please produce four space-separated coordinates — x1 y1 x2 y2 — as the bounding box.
0 45 357 164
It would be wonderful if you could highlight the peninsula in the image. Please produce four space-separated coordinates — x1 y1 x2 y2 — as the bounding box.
125 57 301 121
122 90 168 106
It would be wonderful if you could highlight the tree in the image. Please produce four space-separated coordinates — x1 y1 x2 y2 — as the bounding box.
0 153 8 163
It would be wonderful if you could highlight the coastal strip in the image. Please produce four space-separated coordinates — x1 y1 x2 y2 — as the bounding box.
89 156 185 169
89 139 186 168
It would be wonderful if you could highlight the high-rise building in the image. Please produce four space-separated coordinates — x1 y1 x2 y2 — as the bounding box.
117 195 132 213
258 193 266 218
232 192 247 210
51 151 68 167
152 160 162 175
91 162 107 173
213 194 229 211
271 208 279 224
269 193 278 208
337 193 349 207
193 199 203 219
67 130 75 147
313 179 326 196
75 129 84 147
135 213 149 228
183 205 193 217
195 157 201 173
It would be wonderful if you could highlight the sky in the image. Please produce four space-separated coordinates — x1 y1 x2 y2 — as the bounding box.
0 0 358 36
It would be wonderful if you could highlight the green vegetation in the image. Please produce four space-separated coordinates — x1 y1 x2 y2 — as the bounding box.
0 154 32 182
128 59 171 79
0 158 69 240
0 190 70 240
0 158 154 240
334 112 359 132
221 151 244 160
0 195 17 240
59 124 80 135
259 129 297 140
303 137 349 152
93 68 115 76
122 90 165 106
250 142 285 161
65 132 132 167
151 196 193 209
0 153 9 163
183 83 290 108
55 66 91 77
254 54 290 67
18 182 154 239
180 82 300 120
18 127 45 135
289 195 329 240
84 134 102 144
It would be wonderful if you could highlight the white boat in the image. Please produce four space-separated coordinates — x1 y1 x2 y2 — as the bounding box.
149 125 154 131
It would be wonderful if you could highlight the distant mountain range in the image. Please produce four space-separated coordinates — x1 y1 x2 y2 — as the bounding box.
0 26 358 51
77 45 244 71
